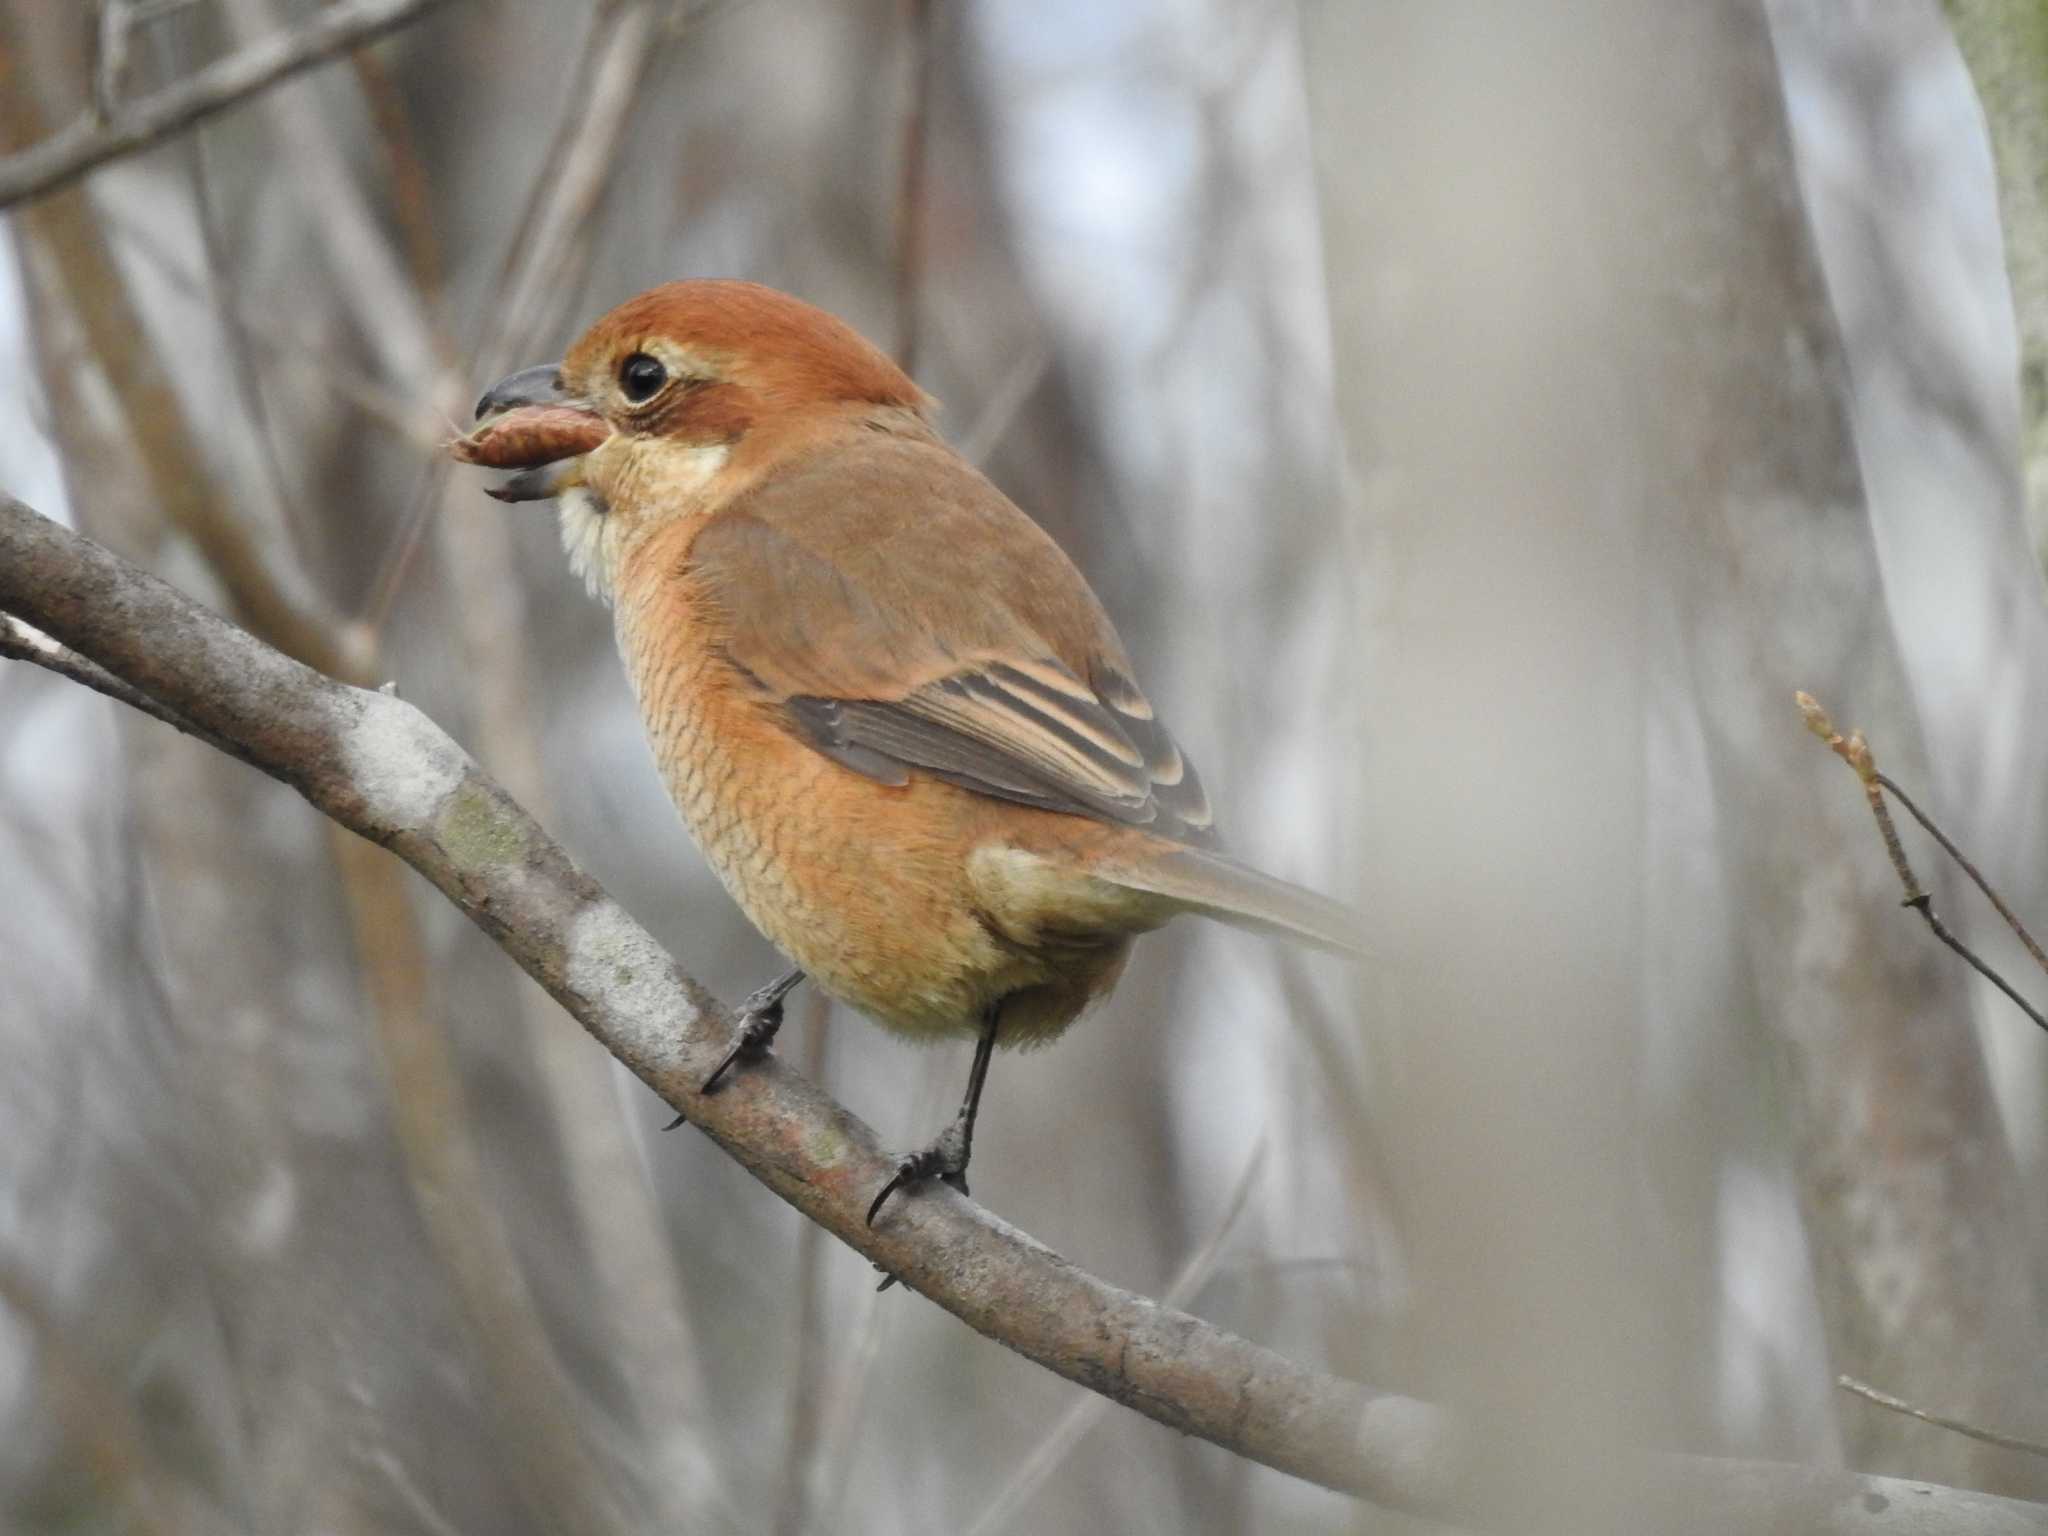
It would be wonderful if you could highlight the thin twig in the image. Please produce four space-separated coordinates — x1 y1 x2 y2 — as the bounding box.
178 69 318 572
965 1136 1271 1536
483 0 667 375
350 46 448 319
360 0 669 634
363 1448 468 1536
1837 1376 2048 1460
0 1264 220 1536
1875 771 2048 977
773 990 838 1536
802 1055 949 1534
957 341 1051 467
100 205 446 448
0 36 368 682
893 0 937 376
0 615 257 768
212 0 462 649
217 0 446 394
1795 692 2048 1036
94 0 212 124
0 0 455 209
1213 1253 1372 1286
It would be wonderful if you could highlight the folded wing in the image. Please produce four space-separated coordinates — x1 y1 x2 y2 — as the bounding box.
687 433 1218 847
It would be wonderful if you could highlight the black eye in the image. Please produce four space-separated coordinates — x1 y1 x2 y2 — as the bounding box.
619 352 667 403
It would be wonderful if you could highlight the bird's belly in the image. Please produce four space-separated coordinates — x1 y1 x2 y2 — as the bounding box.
627 651 1047 1039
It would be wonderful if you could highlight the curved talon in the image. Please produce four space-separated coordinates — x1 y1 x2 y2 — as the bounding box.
699 971 803 1093
700 1040 752 1095
866 1121 972 1225
661 1111 686 1132
866 1166 918 1226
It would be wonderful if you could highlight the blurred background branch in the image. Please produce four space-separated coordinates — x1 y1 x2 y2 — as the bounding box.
0 0 453 207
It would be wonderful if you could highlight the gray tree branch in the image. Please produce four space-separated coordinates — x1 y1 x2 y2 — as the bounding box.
2 494 2043 1535
0 0 453 209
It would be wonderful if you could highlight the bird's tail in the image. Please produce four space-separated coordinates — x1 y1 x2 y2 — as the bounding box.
1093 844 1363 960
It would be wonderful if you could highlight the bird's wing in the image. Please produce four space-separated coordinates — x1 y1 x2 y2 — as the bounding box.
686 432 1218 846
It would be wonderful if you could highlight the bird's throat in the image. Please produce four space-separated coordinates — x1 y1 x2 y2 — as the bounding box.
557 485 619 602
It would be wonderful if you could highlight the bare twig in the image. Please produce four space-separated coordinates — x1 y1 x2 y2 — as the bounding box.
99 206 445 448
0 1264 221 1536
481 0 666 375
1 614 253 768
957 341 1051 467
1838 1376 2048 1460
773 991 837 1536
94 0 212 123
349 46 448 318
0 29 365 679
894 0 936 376
0 0 455 209
801 1056 949 1532
216 0 449 396
965 1136 1270 1536
1876 771 2048 977
361 0 668 632
179 88 318 570
1796 692 2048 1035
363 1447 468 1536
6 501 2047 1534
324 815 637 1536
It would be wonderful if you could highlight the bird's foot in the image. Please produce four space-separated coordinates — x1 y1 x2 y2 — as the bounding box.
667 976 801 1128
701 976 800 1096
866 1116 971 1226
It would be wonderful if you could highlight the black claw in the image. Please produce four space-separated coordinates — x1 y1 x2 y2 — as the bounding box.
699 1038 755 1095
700 971 803 1093
661 1112 687 1131
866 1165 918 1226
866 1124 971 1225
865 1007 998 1230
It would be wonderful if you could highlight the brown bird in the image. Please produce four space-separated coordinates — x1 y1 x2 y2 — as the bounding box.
455 280 1358 1222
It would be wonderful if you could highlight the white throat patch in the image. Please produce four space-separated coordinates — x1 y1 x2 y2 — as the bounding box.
557 486 620 602
556 442 732 603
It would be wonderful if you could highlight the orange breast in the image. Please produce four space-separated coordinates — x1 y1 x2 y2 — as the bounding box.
611 525 1136 1043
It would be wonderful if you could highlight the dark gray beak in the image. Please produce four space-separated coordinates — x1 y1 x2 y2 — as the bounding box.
464 361 608 503
473 363 569 421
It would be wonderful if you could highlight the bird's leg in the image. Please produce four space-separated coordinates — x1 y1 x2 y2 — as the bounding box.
682 968 805 1118
867 1008 1000 1226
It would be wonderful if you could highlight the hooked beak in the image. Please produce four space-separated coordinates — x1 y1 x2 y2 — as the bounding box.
473 363 571 420
457 363 609 503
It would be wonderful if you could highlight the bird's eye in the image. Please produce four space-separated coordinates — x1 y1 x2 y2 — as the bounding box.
619 352 667 403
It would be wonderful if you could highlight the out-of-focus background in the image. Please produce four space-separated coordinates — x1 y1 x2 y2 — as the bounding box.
3 1 2047 1531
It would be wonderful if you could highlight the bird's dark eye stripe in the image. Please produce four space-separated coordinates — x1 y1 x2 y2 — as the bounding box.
619 352 667 403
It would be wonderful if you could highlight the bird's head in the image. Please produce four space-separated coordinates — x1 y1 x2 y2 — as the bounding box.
453 279 927 600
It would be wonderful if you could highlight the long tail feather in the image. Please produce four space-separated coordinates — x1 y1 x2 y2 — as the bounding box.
1095 845 1363 959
